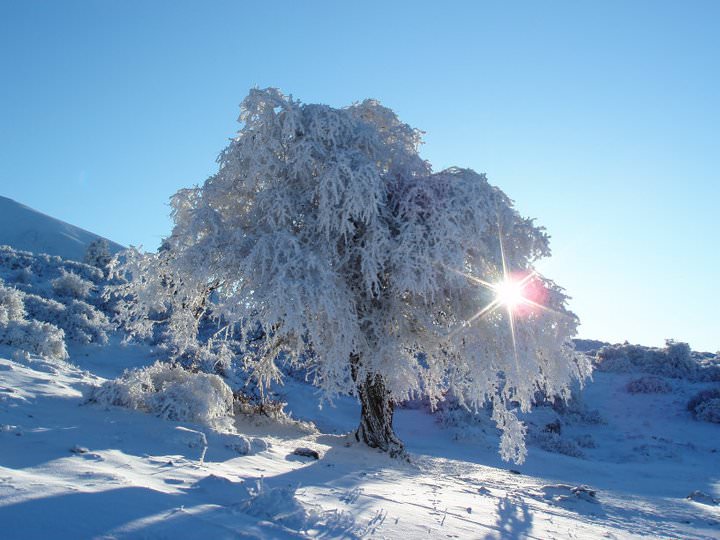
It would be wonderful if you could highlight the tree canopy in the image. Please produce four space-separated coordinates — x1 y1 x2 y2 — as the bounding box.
110 88 590 461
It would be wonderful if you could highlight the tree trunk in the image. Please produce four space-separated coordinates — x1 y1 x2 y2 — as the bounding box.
351 355 406 458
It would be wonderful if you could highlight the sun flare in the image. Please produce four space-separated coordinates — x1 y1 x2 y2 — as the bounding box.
495 278 526 310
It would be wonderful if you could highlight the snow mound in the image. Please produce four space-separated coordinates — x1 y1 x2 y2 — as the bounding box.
88 361 234 427
237 480 356 535
0 195 123 262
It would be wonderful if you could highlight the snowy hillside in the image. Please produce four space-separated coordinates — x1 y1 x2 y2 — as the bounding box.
0 196 123 261
1 342 719 539
0 210 719 538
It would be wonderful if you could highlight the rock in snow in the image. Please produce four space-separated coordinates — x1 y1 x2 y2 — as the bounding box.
292 447 320 459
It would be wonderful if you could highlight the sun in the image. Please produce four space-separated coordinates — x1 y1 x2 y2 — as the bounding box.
495 277 526 310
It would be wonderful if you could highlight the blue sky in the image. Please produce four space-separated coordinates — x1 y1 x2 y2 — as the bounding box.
1 1 718 351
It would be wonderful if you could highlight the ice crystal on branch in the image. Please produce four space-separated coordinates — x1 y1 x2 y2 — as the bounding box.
108 88 590 461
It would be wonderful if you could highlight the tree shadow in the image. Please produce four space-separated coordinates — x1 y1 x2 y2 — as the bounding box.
483 497 533 540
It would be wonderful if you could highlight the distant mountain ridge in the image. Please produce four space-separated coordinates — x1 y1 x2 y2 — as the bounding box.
0 196 124 261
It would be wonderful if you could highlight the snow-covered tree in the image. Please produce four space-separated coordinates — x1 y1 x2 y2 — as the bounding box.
84 238 112 272
109 88 591 461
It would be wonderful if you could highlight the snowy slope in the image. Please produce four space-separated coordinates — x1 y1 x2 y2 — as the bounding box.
1 343 719 539
0 237 718 538
0 196 124 261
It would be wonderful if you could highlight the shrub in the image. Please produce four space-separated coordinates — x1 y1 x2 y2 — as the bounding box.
0 319 68 360
687 388 720 423
695 399 720 424
595 340 717 381
88 362 234 426
529 430 584 458
64 300 112 344
10 267 33 285
51 270 93 299
22 293 111 345
0 246 104 288
84 239 112 271
0 284 25 324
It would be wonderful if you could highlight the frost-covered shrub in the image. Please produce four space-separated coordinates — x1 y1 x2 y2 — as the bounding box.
529 430 584 458
0 284 25 324
89 362 234 426
21 293 64 324
11 266 33 285
22 293 111 345
0 283 67 360
0 319 68 360
595 340 717 381
661 341 696 379
688 389 720 423
626 376 672 394
572 339 609 354
593 345 635 373
64 300 111 344
51 270 93 299
696 359 720 383
84 239 112 272
695 399 720 424
0 247 117 356
575 434 596 449
550 392 604 424
0 245 104 288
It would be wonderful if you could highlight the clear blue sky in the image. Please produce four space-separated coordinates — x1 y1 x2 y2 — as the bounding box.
1 1 718 351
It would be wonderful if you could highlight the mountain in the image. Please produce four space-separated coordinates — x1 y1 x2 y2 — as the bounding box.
0 196 124 261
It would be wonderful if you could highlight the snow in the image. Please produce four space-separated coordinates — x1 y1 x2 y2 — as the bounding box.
0 196 123 262
1 343 719 539
2 178 719 539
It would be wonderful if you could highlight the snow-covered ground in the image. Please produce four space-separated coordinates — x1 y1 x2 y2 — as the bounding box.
1 340 719 539
1 199 718 539
0 196 123 262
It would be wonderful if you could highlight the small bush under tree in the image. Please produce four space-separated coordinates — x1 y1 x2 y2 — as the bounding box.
89 361 234 426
